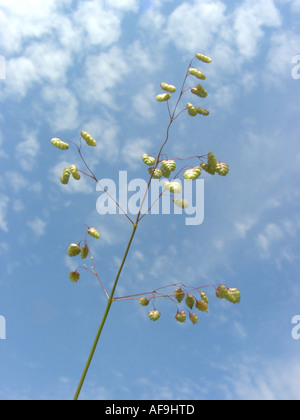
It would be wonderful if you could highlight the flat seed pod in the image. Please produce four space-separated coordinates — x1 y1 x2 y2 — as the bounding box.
195 53 212 63
80 131 97 147
70 164 81 180
174 288 185 303
195 300 208 313
216 162 229 176
139 297 150 306
148 309 161 321
216 285 229 300
189 313 198 324
191 84 208 98
161 166 172 178
185 294 195 309
163 180 182 194
200 162 215 175
156 93 171 102
207 152 217 170
69 271 80 283
227 288 241 304
186 103 197 117
51 138 69 150
200 291 209 304
80 244 89 259
68 243 81 257
188 68 206 80
161 159 176 173
148 167 162 179
183 166 201 180
88 227 100 239
175 311 187 323
173 197 189 208
195 107 209 116
60 167 71 184
160 82 177 93
142 154 156 166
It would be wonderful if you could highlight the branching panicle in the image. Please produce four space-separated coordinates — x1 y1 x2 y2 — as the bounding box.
50 53 240 400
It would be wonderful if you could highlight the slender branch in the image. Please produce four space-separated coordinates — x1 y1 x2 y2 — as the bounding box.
73 223 138 400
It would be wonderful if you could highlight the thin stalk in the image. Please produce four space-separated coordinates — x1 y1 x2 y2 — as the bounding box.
73 223 138 400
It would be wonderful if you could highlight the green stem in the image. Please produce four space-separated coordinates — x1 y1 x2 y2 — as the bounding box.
73 223 138 400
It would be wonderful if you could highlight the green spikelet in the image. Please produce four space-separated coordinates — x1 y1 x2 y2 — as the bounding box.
185 294 195 309
173 198 189 208
148 309 161 321
161 159 176 173
200 162 215 175
195 300 209 313
160 82 177 93
148 167 162 179
216 162 229 176
69 271 80 283
142 154 156 166
163 180 182 194
189 313 198 324
139 297 150 306
80 131 97 147
191 84 208 98
174 288 185 303
88 227 100 239
207 152 217 170
51 138 69 150
195 107 209 116
227 288 241 304
175 311 187 323
70 164 81 180
68 243 81 257
188 68 206 80
186 103 197 117
80 244 89 259
195 53 212 63
200 291 209 304
60 167 71 184
216 285 229 300
183 166 202 180
156 93 171 102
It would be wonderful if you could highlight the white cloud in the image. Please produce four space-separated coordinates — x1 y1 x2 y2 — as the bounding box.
265 31 300 83
233 0 281 58
256 222 284 258
76 46 129 107
166 0 227 55
42 86 79 131
131 83 157 120
122 137 152 170
27 216 47 237
234 216 257 238
221 356 300 400
4 171 28 193
15 131 40 171
73 1 122 48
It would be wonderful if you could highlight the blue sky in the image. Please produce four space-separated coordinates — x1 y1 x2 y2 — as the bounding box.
0 0 300 400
